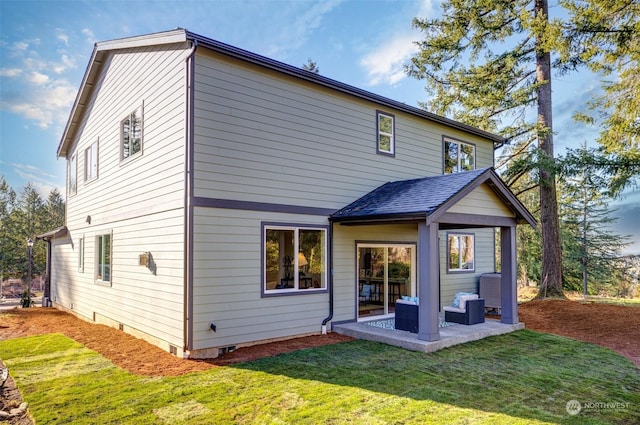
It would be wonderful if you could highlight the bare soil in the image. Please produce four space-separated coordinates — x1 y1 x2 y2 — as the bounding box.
1 300 638 424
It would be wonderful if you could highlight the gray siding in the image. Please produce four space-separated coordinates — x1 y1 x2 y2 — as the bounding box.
191 208 330 350
55 42 189 352
192 50 495 210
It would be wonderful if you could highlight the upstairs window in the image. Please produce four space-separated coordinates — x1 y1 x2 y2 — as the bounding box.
84 141 98 181
69 153 77 196
444 137 475 174
377 111 395 156
121 106 143 161
447 233 475 272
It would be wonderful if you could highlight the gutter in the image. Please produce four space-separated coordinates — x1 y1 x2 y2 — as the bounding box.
183 38 198 355
321 221 334 333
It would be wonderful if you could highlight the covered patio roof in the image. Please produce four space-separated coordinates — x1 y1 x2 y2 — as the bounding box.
330 167 536 228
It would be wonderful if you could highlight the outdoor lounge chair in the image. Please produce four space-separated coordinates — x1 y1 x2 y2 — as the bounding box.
443 293 485 325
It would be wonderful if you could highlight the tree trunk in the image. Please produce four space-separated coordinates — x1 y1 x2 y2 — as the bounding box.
535 0 564 298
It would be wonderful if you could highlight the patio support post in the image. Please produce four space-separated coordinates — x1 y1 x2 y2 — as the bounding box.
500 225 518 324
418 221 440 341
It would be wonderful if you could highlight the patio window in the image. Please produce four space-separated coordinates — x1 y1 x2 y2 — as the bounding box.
377 111 395 156
96 233 112 285
121 106 143 161
444 137 475 174
447 233 475 272
358 244 415 319
263 224 327 294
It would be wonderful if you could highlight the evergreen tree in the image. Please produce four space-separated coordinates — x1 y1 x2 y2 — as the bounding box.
302 58 320 74
406 0 565 297
559 144 631 296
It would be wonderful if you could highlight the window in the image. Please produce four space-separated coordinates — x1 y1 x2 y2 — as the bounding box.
84 141 98 181
69 153 77 196
377 111 395 155
78 237 84 273
444 138 475 174
121 106 142 160
96 233 112 283
358 244 415 319
447 233 475 272
263 224 327 293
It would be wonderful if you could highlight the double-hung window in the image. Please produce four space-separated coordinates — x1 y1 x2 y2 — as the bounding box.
84 141 98 181
444 137 475 174
263 224 327 294
121 106 143 161
96 233 112 284
376 111 395 156
69 153 77 196
447 233 475 272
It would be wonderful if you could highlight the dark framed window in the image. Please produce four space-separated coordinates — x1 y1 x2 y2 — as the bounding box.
263 224 327 294
376 111 395 156
447 233 475 272
444 137 475 174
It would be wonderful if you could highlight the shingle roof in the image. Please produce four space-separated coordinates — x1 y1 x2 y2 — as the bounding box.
330 168 535 225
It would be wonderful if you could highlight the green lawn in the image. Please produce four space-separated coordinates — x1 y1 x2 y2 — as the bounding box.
1 330 638 424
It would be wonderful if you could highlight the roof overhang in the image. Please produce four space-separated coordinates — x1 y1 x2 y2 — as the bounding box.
330 168 536 228
58 28 505 158
57 29 189 158
36 226 69 241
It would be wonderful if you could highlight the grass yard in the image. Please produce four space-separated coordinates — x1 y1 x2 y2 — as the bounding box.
1 330 638 424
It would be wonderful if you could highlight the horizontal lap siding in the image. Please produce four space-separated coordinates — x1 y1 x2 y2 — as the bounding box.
192 50 495 209
449 184 515 217
439 228 495 306
57 43 189 348
191 208 330 350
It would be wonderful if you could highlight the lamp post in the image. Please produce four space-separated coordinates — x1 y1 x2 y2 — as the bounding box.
23 238 34 308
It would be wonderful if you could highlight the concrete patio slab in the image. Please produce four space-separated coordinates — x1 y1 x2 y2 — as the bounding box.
333 318 524 353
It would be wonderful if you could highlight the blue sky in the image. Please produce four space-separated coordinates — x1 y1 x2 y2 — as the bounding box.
0 0 638 253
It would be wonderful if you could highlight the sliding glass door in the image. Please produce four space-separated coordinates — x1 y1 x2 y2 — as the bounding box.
357 244 416 319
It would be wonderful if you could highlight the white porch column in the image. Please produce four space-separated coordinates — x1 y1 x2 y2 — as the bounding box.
500 225 518 324
418 221 440 341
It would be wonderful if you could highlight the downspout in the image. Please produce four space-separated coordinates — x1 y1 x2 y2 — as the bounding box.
183 38 198 356
321 221 334 333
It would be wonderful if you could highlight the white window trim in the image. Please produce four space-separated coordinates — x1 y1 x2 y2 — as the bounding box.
120 104 143 162
69 153 77 196
443 137 476 174
262 224 328 295
95 232 113 286
447 232 476 273
376 111 395 156
84 140 98 182
78 237 84 273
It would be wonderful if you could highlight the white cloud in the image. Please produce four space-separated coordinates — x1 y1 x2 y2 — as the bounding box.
13 41 29 51
358 0 438 87
81 28 96 44
265 0 343 58
360 35 418 86
8 162 64 197
0 68 22 77
57 31 69 46
28 71 49 85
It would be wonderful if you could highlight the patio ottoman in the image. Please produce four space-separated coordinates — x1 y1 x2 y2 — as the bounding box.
394 299 418 333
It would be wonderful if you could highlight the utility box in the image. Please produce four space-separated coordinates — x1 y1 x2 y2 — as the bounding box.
479 273 501 311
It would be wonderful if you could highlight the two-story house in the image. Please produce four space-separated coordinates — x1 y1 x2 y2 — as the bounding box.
39 29 534 358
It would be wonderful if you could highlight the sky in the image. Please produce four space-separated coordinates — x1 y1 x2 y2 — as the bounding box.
0 0 638 253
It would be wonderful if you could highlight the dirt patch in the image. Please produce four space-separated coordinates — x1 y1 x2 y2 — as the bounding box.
0 300 638 424
518 299 640 367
